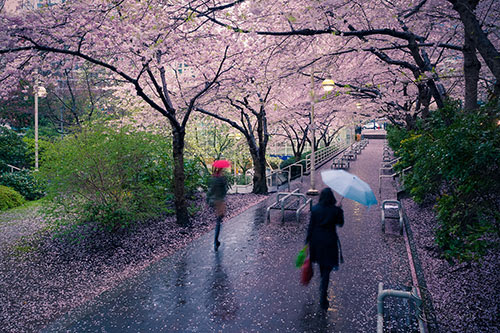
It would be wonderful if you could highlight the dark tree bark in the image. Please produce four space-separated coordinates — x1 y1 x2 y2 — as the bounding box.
249 137 268 194
463 27 481 110
172 127 189 226
449 0 500 98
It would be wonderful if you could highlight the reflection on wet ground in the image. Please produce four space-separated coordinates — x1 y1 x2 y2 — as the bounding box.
44 139 418 332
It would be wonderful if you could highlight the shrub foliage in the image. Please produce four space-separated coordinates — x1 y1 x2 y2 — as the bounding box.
40 124 208 236
0 127 28 172
0 185 25 211
0 169 46 200
387 102 500 261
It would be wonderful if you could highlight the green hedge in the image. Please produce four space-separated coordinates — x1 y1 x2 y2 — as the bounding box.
387 101 500 261
0 169 46 200
0 185 25 211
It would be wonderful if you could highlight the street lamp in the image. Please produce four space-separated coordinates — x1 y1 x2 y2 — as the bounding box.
322 79 335 92
34 79 46 171
307 69 334 196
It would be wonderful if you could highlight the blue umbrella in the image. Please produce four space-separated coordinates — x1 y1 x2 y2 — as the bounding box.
321 169 377 207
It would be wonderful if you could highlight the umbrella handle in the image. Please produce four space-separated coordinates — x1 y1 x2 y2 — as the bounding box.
338 196 344 207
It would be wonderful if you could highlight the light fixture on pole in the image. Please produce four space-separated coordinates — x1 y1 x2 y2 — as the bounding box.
34 78 46 171
321 79 335 92
307 70 334 196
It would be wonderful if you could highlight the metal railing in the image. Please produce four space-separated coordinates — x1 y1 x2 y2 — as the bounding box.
266 162 304 192
379 166 412 195
6 164 21 172
235 133 355 193
304 141 352 173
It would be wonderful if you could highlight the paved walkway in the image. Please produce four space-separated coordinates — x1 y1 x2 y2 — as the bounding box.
44 139 418 332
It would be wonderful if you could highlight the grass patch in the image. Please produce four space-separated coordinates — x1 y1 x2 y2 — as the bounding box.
0 198 45 219
12 242 37 256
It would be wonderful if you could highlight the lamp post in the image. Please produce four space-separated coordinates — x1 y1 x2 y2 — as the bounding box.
307 68 335 196
34 78 46 170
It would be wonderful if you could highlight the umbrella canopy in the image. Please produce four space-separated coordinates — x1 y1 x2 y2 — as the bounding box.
321 170 377 207
212 160 231 169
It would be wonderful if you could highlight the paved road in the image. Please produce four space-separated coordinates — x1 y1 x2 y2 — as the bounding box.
44 139 417 332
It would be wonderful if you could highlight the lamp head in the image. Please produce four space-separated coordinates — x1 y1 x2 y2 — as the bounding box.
321 79 335 92
38 86 47 98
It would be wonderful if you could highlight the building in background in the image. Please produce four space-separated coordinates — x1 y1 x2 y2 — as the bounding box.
3 0 65 13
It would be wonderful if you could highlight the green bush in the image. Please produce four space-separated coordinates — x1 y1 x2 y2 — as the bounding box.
280 151 310 179
387 101 500 261
0 185 25 211
0 127 28 172
40 123 207 235
22 136 53 169
0 169 46 200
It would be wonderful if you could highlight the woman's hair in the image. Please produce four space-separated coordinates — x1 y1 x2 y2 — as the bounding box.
318 187 336 207
213 167 223 176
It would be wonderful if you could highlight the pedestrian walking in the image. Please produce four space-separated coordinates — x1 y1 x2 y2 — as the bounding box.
208 165 228 251
305 187 344 310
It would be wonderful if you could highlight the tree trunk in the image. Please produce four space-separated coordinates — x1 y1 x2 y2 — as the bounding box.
405 113 417 130
449 0 500 98
463 32 481 110
249 142 268 194
172 128 190 226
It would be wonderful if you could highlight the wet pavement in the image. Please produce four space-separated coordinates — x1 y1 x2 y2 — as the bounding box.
44 139 417 332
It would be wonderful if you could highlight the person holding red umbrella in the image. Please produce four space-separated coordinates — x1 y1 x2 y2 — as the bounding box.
208 160 230 251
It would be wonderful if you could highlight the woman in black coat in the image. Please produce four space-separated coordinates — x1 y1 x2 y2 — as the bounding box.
306 187 344 309
208 167 228 251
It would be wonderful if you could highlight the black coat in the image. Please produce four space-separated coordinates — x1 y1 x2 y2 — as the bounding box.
208 175 228 201
306 203 344 268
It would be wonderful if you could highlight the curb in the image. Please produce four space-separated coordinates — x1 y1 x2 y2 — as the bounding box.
400 196 440 333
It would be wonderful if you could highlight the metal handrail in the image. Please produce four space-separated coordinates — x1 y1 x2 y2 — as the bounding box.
6 164 22 172
262 134 355 192
379 166 412 195
304 141 352 173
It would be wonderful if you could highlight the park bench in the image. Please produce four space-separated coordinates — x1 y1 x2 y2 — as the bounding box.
377 282 424 333
382 148 393 162
381 199 404 235
359 139 369 148
344 151 357 161
266 189 312 223
331 156 350 169
380 157 401 169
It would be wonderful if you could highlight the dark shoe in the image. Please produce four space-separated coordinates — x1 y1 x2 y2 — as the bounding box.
320 299 329 310
214 241 221 251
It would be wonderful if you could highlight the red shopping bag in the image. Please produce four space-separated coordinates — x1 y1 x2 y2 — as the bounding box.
300 257 313 285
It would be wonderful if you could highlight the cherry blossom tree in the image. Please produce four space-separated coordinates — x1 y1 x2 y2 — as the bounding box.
0 1 239 225
194 0 498 120
2 0 499 223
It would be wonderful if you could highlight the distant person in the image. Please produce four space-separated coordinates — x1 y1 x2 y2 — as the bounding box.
305 187 344 310
208 167 228 251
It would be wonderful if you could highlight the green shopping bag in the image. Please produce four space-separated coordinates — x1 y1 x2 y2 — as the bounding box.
295 245 308 268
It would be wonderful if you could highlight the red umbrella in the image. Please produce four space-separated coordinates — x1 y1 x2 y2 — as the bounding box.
212 160 231 169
